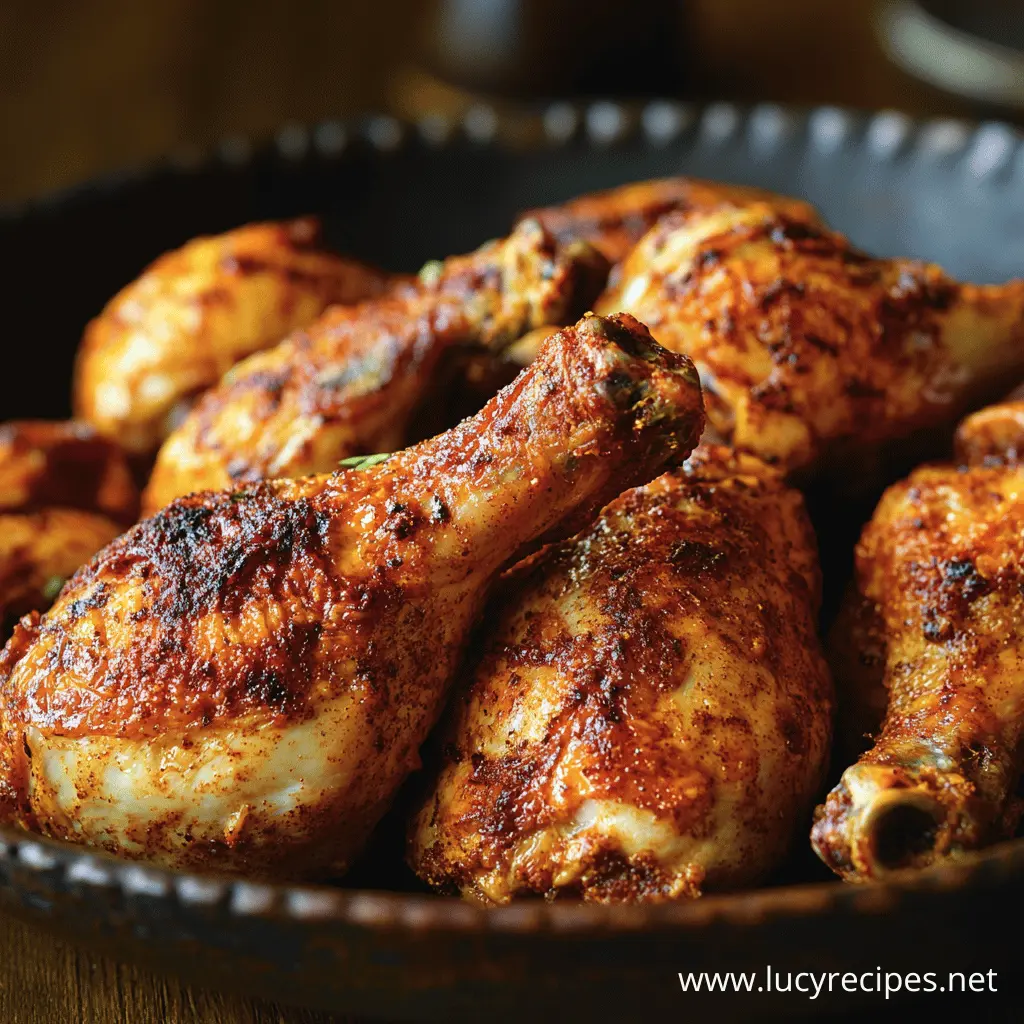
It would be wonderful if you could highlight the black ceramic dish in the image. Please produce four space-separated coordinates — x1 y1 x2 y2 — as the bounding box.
2 101 1024 1022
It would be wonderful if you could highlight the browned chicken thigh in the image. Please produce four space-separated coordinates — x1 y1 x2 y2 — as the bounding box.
74 218 389 459
813 399 1024 881
598 203 1024 480
142 221 606 513
410 444 831 903
0 422 138 637
0 314 704 880
520 177 819 266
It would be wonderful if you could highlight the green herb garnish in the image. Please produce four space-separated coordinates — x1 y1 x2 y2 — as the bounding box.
417 260 444 287
42 575 66 602
338 452 392 471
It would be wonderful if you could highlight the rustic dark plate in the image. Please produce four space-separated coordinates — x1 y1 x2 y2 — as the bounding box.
2 101 1024 1022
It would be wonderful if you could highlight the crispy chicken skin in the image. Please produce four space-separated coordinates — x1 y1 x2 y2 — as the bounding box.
0 420 137 524
0 421 137 637
0 314 704 880
599 203 1024 479
813 400 1024 881
409 445 831 903
142 221 607 513
74 218 389 459
520 177 819 266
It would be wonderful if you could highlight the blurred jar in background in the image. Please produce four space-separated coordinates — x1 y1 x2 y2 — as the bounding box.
393 0 991 127
422 0 689 98
879 0 1024 117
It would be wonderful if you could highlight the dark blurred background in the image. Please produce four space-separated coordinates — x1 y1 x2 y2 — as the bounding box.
2 0 1022 204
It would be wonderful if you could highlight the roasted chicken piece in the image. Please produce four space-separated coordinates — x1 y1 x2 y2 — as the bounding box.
508 181 792 371
142 221 606 513
0 421 137 637
0 510 122 638
410 444 831 903
0 314 704 880
74 218 389 460
520 177 819 266
953 399 1024 466
0 420 137 524
813 399 1024 881
598 203 1024 480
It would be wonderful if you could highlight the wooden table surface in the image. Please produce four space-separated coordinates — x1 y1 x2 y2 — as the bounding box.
4 907 1017 1024
0 913 364 1024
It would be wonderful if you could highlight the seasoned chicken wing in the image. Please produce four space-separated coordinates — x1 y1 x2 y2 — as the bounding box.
0 421 136 637
142 221 606 512
599 204 1024 479
0 420 137 524
74 218 389 459
0 314 703 880
520 177 819 266
409 444 831 903
813 400 1024 881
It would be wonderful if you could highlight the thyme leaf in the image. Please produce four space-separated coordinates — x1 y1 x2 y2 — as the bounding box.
338 452 392 471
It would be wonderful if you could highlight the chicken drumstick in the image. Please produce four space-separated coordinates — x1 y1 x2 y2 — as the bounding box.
410 445 830 902
0 313 703 881
814 399 1024 880
143 220 606 512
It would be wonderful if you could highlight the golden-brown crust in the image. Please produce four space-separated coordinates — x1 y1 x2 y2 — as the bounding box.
0 420 138 524
409 445 831 903
73 218 389 458
520 177 820 266
600 205 1024 479
142 222 608 513
814 403 1024 881
0 314 704 879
